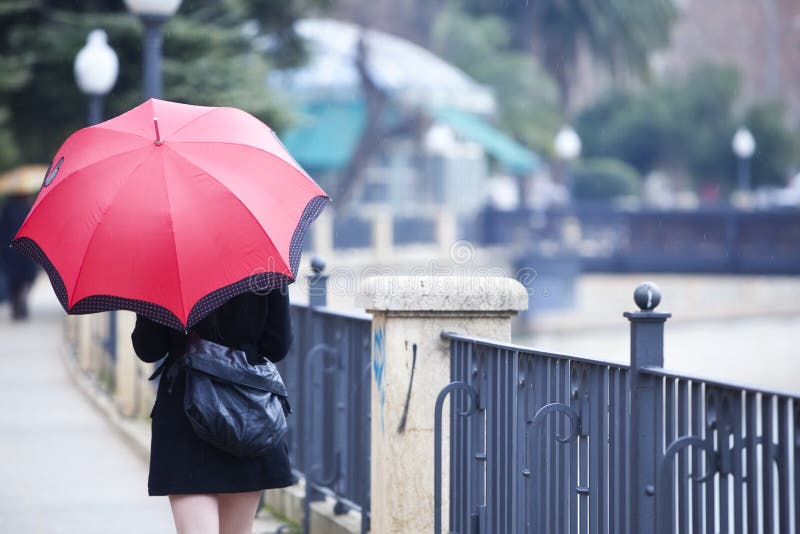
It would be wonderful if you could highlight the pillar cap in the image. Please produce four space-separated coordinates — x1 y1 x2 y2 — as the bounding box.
357 276 529 313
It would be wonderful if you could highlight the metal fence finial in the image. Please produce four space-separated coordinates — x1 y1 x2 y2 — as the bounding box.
633 281 661 311
307 256 328 307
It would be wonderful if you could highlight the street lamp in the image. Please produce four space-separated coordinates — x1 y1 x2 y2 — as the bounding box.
74 29 119 126
732 126 756 192
554 125 582 203
124 0 182 100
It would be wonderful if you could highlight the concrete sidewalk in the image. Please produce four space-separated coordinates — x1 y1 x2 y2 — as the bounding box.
0 279 290 533
0 279 175 533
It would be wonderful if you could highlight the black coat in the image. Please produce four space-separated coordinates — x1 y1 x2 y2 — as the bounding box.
0 195 38 289
132 288 295 496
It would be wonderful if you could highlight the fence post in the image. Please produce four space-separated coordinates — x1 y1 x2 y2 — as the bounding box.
625 282 671 534
307 256 328 308
358 276 528 533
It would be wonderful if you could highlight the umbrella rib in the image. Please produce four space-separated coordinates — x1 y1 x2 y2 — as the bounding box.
171 139 309 179
68 152 152 308
164 147 291 276
159 150 188 324
162 106 222 140
80 123 152 141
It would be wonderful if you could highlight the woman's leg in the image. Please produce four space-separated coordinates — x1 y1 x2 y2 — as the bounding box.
217 491 262 534
168 494 220 534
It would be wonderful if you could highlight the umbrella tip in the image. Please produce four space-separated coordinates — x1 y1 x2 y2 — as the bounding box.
153 117 163 146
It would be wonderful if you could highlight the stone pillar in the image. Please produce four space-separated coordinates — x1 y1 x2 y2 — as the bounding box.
77 315 93 372
114 311 140 417
435 210 457 255
358 276 528 533
311 209 334 258
371 211 393 259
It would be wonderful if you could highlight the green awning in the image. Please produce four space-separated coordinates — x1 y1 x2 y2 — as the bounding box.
280 100 541 175
279 100 366 172
433 108 541 174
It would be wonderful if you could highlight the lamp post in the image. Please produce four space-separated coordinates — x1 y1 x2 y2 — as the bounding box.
554 125 582 204
124 0 182 100
74 29 119 126
732 126 756 193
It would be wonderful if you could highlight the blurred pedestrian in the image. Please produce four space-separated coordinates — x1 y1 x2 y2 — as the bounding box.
0 193 38 320
131 288 294 534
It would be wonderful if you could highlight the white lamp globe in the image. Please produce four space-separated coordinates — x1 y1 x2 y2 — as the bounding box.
124 0 182 17
74 30 119 96
732 127 756 159
554 125 582 161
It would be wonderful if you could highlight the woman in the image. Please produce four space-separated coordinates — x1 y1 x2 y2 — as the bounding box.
132 287 294 534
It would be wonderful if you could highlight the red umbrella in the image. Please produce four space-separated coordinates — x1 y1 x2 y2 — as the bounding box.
12 99 329 330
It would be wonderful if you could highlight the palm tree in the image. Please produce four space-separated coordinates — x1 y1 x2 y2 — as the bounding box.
464 0 676 110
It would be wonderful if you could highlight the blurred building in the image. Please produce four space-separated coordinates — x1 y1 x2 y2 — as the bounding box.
570 0 800 127
270 19 541 218
655 0 800 126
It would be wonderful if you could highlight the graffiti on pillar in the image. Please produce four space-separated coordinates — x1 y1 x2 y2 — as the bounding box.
373 323 386 433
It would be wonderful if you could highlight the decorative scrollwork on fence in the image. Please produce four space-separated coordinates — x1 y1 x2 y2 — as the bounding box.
531 403 581 444
656 387 786 534
303 344 342 489
433 382 479 534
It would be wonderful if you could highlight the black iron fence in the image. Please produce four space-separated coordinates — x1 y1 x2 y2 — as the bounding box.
482 206 800 274
437 335 631 533
436 285 800 534
642 368 799 534
278 302 372 534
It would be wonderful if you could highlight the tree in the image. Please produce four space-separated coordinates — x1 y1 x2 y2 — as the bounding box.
576 64 800 191
430 6 561 155
577 64 739 186
0 0 329 171
743 102 800 188
461 0 677 109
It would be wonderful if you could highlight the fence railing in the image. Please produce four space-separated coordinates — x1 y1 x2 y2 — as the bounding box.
481 205 800 274
642 367 800 534
436 283 800 533
278 302 372 534
437 334 632 534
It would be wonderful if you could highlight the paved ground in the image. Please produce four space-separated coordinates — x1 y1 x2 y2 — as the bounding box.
0 279 175 534
0 278 291 534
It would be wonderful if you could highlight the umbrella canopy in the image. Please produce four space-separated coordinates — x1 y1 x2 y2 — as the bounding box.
12 99 329 330
0 165 49 196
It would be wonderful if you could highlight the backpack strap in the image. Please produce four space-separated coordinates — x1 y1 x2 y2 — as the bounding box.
148 354 172 381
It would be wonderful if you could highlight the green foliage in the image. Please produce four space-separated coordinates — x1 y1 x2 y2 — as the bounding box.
572 157 641 201
576 64 800 190
743 102 800 187
430 6 562 156
0 0 328 171
0 108 19 169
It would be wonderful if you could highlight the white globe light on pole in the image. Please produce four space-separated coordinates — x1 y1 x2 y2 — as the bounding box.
554 125 582 161
124 0 182 100
124 0 182 16
732 126 756 192
554 125 582 203
74 29 119 125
